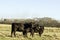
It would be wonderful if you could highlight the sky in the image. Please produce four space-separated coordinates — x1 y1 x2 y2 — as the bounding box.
0 0 60 20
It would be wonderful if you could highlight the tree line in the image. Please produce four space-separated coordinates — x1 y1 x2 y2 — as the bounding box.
0 17 60 27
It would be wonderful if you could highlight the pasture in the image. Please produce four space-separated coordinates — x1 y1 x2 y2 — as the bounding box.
0 24 60 40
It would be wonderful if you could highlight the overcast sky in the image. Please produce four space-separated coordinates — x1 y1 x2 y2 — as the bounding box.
0 0 60 20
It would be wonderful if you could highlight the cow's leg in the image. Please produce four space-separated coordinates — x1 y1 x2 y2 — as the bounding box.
39 32 41 37
14 28 17 37
13 27 18 37
39 29 44 37
14 31 16 37
11 24 15 37
11 26 14 37
39 31 42 37
23 29 27 37
30 29 34 37
11 29 16 37
25 30 27 37
23 30 25 36
11 30 14 37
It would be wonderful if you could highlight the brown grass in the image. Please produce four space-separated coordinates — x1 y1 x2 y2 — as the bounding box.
0 24 60 40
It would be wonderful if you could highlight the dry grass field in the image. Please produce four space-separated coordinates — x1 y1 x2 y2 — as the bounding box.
0 24 60 40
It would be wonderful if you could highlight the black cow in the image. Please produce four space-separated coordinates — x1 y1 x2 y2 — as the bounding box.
11 22 44 37
11 22 33 37
30 23 44 37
